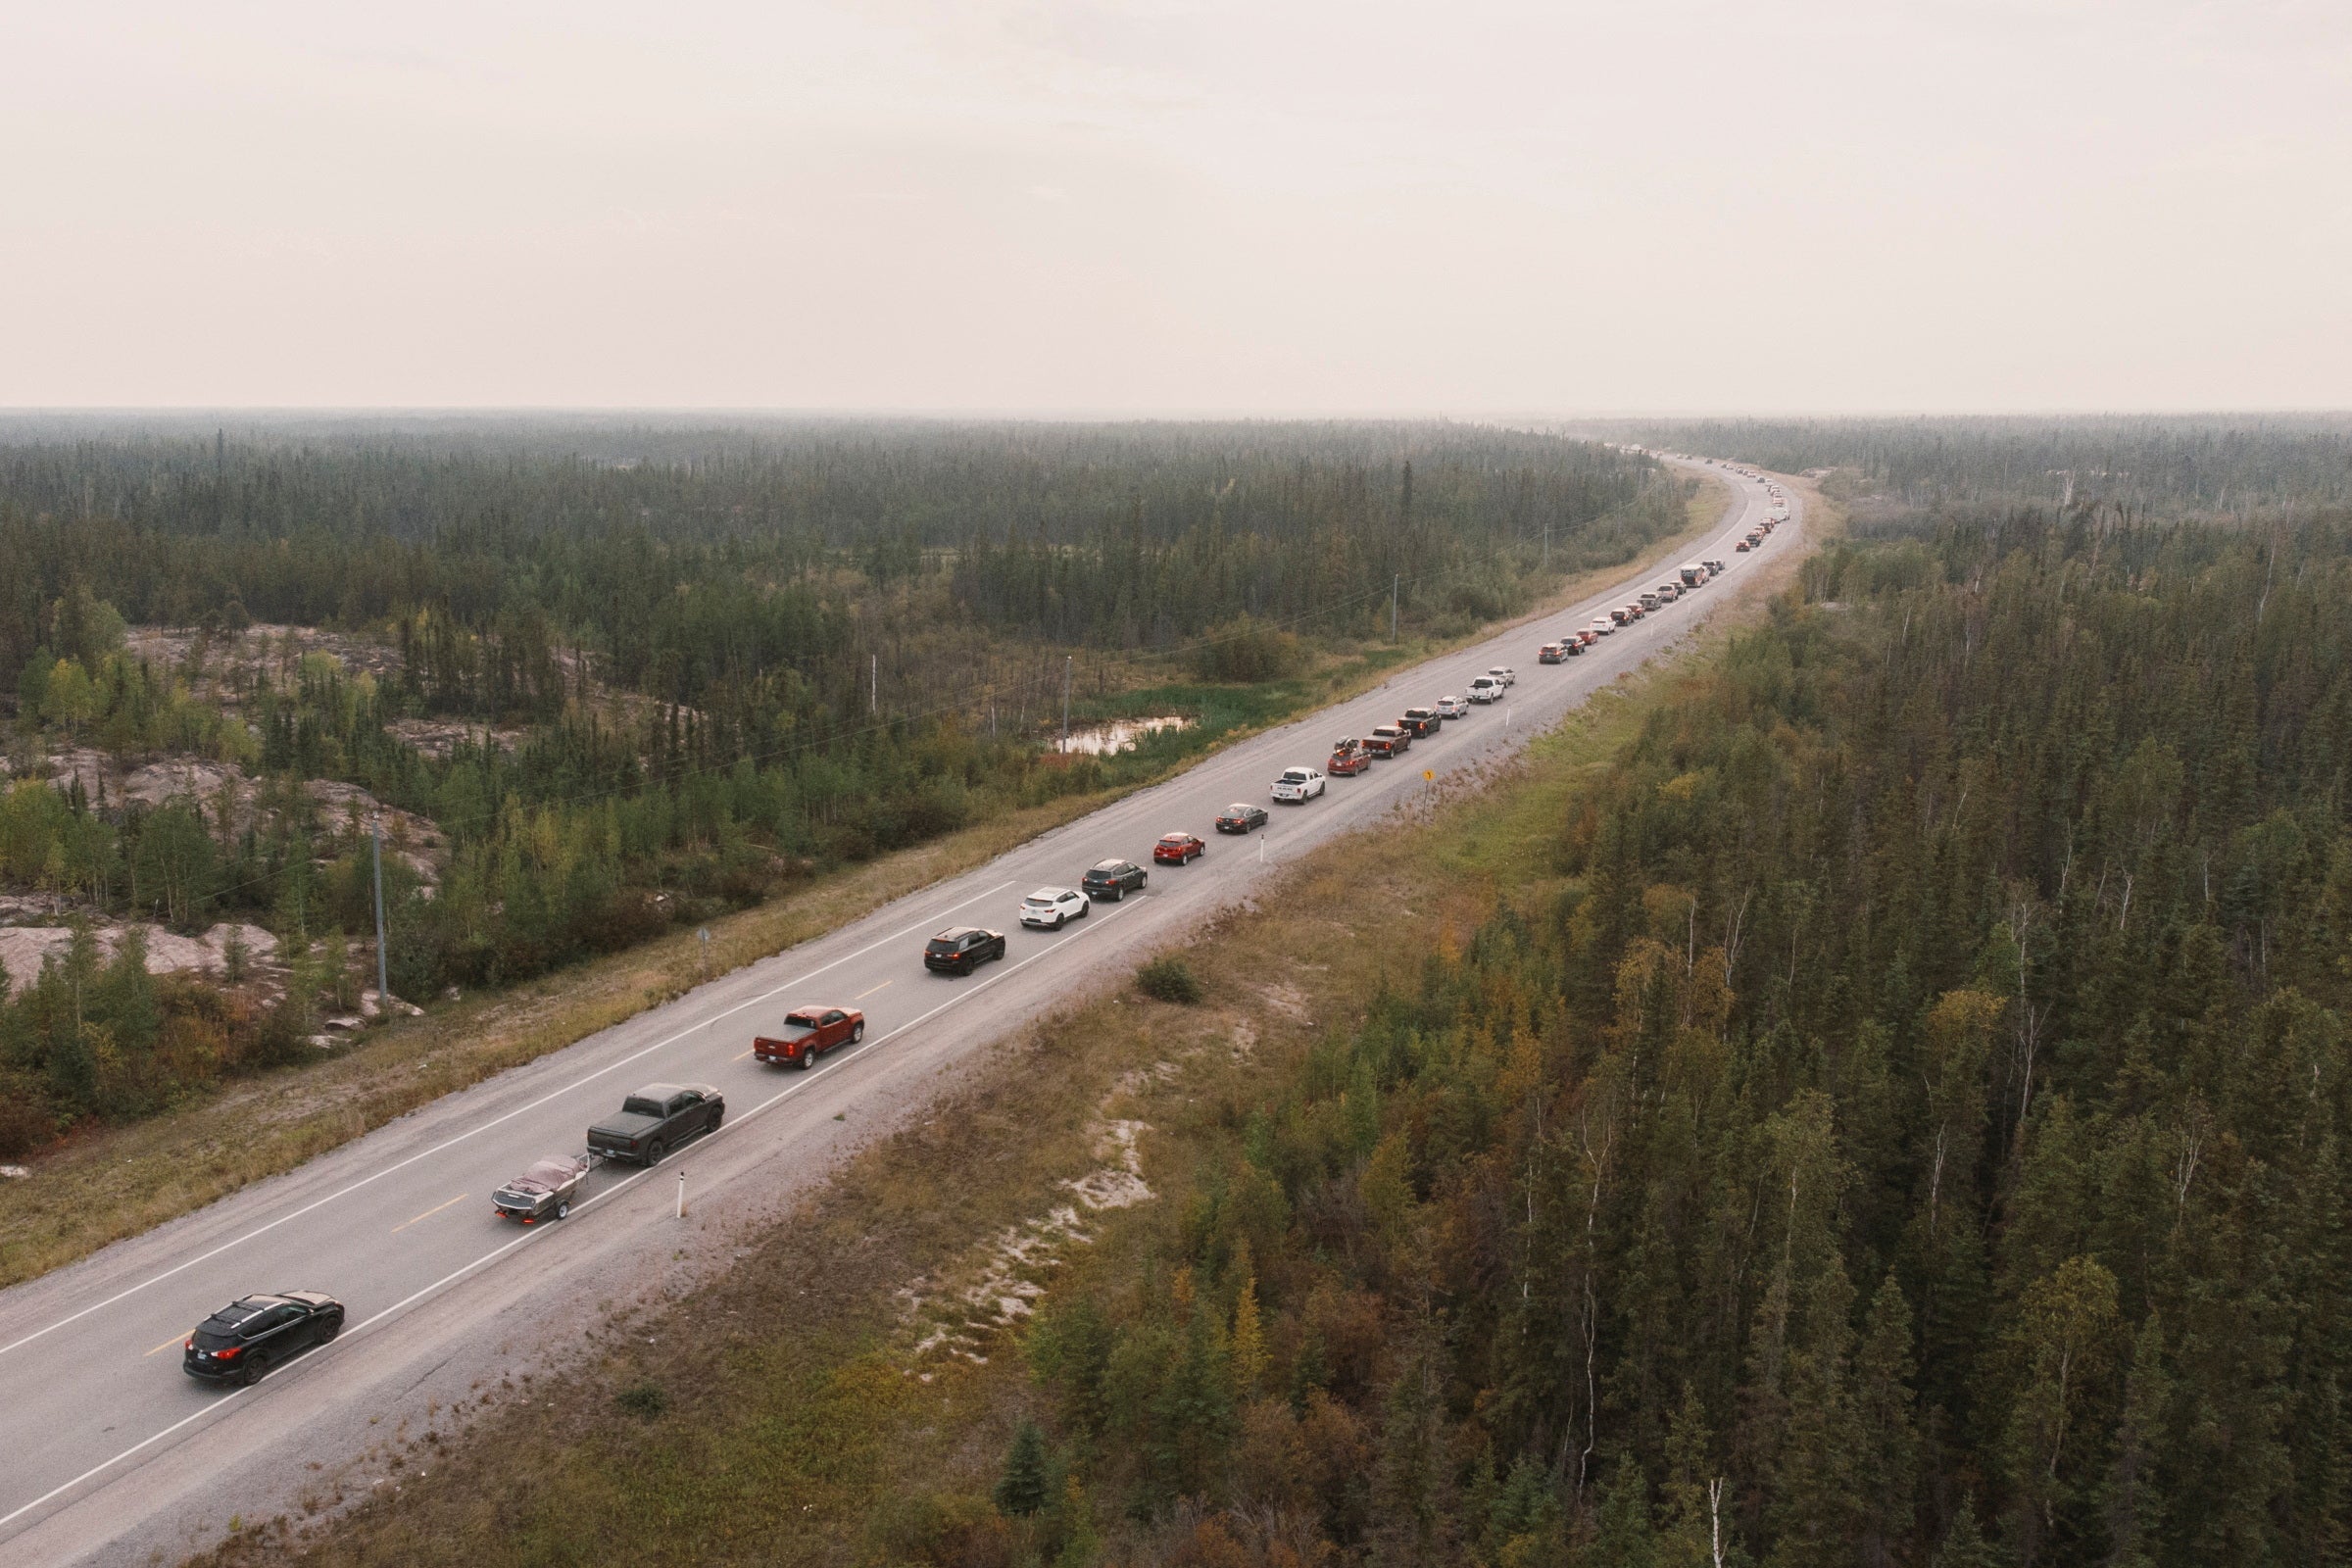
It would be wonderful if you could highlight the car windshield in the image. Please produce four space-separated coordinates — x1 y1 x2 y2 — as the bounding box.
1281 770 1307 782
1160 835 1186 844
779 1014 818 1033
926 937 959 952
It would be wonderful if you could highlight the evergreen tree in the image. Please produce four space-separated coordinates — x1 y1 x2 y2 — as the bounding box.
994 1420 1050 1518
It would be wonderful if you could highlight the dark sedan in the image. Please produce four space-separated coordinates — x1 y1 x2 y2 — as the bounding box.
924 925 1007 974
1215 803 1269 834
184 1292 344 1385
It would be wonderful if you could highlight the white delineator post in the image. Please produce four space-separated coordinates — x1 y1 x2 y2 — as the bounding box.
676 1171 686 1219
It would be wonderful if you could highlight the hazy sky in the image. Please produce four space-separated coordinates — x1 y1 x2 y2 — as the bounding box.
5 0 2348 413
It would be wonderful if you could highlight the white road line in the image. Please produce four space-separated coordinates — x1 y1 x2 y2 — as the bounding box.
0 1393 249 1533
0 878 1017 1363
0 896 1160 1537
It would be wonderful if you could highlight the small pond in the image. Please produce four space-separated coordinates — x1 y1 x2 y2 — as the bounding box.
1056 715 1195 756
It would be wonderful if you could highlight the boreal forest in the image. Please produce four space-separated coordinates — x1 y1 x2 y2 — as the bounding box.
968 418 2352 1567
0 418 1683 1155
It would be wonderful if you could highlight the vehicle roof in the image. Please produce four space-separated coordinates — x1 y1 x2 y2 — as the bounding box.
1088 859 1131 871
1025 887 1074 901
1220 803 1257 812
624 1080 716 1101
1159 830 1197 840
933 924 989 939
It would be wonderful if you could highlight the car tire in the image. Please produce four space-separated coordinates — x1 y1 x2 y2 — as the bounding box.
555 1200 569 1220
1077 901 1089 917
1053 912 1065 929
317 1314 342 1343
241 1351 270 1387
643 1141 666 1166
794 1049 813 1070
851 1021 864 1043
1108 886 1122 902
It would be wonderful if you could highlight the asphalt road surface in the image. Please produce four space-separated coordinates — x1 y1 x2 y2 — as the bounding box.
0 458 1798 1565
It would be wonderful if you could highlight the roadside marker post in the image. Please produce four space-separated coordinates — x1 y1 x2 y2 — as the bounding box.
676 1171 686 1219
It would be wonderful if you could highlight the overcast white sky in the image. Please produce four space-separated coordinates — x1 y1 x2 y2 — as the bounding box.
4 0 2348 413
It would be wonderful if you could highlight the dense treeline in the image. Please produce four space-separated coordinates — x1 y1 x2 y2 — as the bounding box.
1620 414 2352 515
1005 495 2352 1565
0 420 1667 702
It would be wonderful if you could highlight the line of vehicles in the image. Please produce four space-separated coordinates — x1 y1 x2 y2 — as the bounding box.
180 494 1781 1393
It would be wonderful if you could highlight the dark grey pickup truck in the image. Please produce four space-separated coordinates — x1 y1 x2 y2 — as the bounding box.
587 1082 724 1166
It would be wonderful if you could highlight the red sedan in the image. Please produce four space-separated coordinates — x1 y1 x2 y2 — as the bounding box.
753 1004 865 1068
1153 832 1206 865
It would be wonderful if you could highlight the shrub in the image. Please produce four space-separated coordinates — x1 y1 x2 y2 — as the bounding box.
1137 956 1203 1004
615 1382 667 1418
1193 615 1300 683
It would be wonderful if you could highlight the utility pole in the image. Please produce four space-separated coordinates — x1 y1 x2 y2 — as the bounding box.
1391 573 1399 642
370 817 389 1004
1060 656 1073 753
870 653 877 714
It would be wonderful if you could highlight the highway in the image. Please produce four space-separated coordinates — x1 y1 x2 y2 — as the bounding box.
0 457 1798 1565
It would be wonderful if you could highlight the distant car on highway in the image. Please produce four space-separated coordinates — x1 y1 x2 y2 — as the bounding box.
1328 737 1371 775
1703 558 1726 575
1487 665 1515 687
1590 617 1615 638
1401 707 1442 739
925 924 1010 969
1539 642 1565 663
1365 724 1411 755
1082 859 1149 900
1215 803 1269 834
1736 538 1752 552
1154 831 1206 864
1271 766 1327 802
1436 694 1467 719
1468 676 1501 703
184 1292 344 1386
754 1005 864 1066
1019 888 1089 928
493 1155 589 1222
589 1082 724 1164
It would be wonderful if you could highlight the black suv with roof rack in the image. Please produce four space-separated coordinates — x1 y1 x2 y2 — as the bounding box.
184 1291 344 1385
924 925 1008 974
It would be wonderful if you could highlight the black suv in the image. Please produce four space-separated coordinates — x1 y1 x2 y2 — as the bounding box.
925 925 1007 974
184 1292 345 1385
1401 707 1442 739
1081 859 1149 901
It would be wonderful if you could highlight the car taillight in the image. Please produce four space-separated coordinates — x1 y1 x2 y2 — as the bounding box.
215 1345 243 1360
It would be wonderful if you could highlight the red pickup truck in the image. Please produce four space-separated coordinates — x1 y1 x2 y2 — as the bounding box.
753 1005 865 1068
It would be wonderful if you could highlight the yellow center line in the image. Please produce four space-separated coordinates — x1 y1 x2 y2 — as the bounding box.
391 1193 468 1234
732 1048 755 1061
145 1330 193 1357
854 979 892 1001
